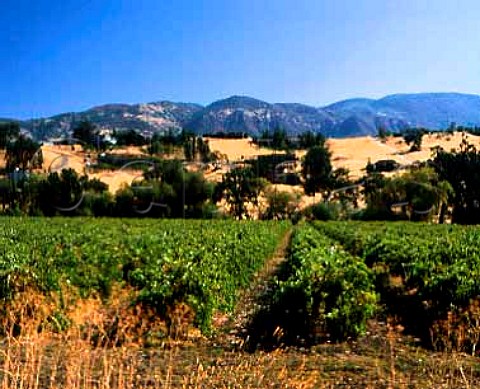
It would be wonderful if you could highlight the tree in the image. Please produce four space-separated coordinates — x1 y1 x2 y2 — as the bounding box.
37 169 86 216
0 122 20 150
197 137 213 162
113 129 146 147
0 166 46 215
262 188 300 220
147 140 163 156
140 159 215 218
73 121 97 146
403 128 424 152
433 137 480 224
361 167 453 222
298 131 325 149
5 135 42 172
183 134 197 161
84 178 109 193
183 172 215 217
377 126 390 142
214 168 266 219
260 127 290 150
301 145 333 196
271 127 289 150
184 136 213 162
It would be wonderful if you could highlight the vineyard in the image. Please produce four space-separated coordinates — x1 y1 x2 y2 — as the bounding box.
0 217 289 340
313 221 480 353
2 218 480 387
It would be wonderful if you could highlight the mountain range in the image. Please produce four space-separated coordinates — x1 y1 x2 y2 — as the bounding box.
10 92 480 140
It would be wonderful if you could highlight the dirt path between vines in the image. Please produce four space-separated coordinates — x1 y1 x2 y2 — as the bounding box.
213 228 293 349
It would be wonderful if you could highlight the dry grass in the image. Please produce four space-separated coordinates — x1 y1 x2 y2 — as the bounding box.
21 131 480 199
41 145 86 174
40 145 144 194
205 137 286 161
2 318 480 388
89 170 144 194
326 132 480 179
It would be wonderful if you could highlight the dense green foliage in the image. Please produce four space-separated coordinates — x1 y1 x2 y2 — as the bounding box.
302 144 333 196
433 138 480 224
313 221 480 350
0 157 217 218
360 167 452 222
214 167 266 219
5 135 43 172
0 121 20 150
272 225 377 342
0 218 289 334
402 128 425 151
247 153 298 184
72 121 99 148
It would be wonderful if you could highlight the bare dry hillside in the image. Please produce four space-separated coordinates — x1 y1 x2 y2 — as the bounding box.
205 137 285 160
4 131 479 198
41 145 140 193
205 133 480 179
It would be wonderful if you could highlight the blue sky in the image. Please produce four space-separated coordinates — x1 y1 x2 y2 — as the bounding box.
2 0 480 119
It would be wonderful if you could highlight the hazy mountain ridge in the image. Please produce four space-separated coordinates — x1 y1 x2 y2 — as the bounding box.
14 93 480 140
21 101 204 140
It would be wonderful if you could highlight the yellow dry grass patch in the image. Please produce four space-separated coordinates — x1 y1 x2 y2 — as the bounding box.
384 131 480 160
205 137 285 161
295 132 480 179
89 170 144 194
41 144 86 174
6 132 480 198
107 146 145 156
40 145 144 194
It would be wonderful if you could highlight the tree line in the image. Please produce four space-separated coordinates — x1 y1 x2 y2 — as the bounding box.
2 120 480 224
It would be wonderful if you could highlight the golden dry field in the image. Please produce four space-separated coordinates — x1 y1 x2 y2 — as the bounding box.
5 131 479 198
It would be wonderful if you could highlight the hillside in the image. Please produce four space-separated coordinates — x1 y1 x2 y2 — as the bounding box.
11 93 480 140
22 101 203 140
206 131 480 179
186 96 336 136
35 131 480 201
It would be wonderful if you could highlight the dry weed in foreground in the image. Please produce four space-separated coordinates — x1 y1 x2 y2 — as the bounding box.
1 330 480 389
1 294 480 388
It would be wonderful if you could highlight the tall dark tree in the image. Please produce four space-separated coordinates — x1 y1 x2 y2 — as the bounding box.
0 121 20 150
302 144 333 196
147 140 163 156
377 126 390 142
72 121 97 146
5 135 42 171
433 137 480 224
403 128 424 152
197 137 213 162
261 127 290 150
298 131 325 149
271 127 289 150
37 169 86 216
114 129 147 147
183 134 197 161
214 167 266 219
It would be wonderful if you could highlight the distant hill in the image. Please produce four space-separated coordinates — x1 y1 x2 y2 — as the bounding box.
185 96 336 136
21 101 203 140
324 93 480 136
10 92 480 140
